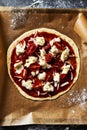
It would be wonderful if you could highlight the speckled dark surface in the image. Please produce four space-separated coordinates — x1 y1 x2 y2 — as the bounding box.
0 125 87 130
0 0 87 8
0 0 87 129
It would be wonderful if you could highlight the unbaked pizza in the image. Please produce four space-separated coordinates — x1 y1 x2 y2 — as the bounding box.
7 28 80 100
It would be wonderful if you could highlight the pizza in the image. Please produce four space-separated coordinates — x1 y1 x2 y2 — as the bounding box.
7 28 80 100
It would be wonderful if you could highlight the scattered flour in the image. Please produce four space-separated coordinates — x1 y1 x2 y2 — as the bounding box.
67 88 87 106
10 10 27 29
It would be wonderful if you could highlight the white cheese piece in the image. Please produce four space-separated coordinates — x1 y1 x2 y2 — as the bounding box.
31 70 39 77
50 45 59 57
38 49 46 67
22 80 33 90
16 41 26 56
14 61 23 68
39 58 46 66
14 61 24 74
53 72 60 82
31 71 36 76
40 49 46 57
35 36 45 46
39 57 51 69
36 70 39 75
62 64 70 74
38 72 46 80
50 37 61 46
43 64 51 69
24 56 37 68
43 82 54 92
30 37 45 46
39 49 51 69
60 47 69 62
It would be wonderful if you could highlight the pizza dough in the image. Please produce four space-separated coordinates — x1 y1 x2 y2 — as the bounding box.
7 28 80 101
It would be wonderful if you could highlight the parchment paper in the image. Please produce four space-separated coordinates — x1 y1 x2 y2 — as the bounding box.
0 7 87 126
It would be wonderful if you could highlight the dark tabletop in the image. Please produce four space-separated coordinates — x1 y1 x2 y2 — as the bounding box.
0 0 87 129
0 0 87 8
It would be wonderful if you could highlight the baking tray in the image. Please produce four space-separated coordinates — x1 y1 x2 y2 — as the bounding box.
0 7 87 126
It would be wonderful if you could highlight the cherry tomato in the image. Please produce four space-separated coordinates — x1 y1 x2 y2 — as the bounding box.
33 78 43 90
45 53 53 63
53 61 64 71
44 43 51 50
54 42 62 50
45 71 53 81
14 54 18 62
60 74 67 82
29 63 40 70
26 41 37 55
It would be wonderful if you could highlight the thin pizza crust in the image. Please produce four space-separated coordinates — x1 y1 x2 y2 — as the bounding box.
7 28 80 101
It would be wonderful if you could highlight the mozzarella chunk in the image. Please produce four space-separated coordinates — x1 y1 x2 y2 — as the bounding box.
24 56 37 68
14 61 24 74
62 64 70 74
38 72 46 80
39 52 51 69
16 41 26 56
50 45 59 57
30 37 45 46
39 58 46 66
31 70 39 77
40 49 46 57
36 70 39 75
39 58 51 69
43 64 51 69
39 48 52 69
53 72 60 82
22 80 33 90
61 47 69 62
50 37 61 46
39 49 46 65
35 36 45 46
31 71 36 76
43 82 54 92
